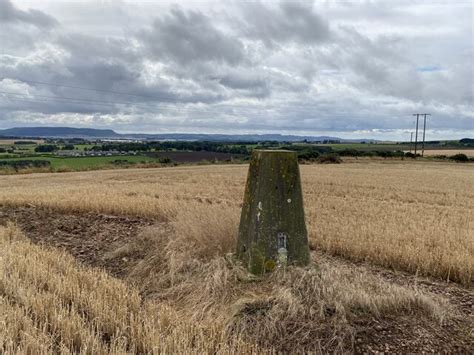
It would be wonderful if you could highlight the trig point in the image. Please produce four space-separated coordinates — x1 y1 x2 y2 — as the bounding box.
236 150 310 274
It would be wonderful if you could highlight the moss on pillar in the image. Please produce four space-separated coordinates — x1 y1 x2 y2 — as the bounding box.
236 150 310 274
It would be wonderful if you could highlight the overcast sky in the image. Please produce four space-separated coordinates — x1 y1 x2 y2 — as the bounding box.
0 0 472 139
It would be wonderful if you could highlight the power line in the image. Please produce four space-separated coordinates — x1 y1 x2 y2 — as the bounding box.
0 90 328 117
2 77 318 110
0 91 133 107
1 77 170 100
0 91 286 117
2 77 236 107
1 78 347 119
0 91 223 111
0 95 148 111
3 77 282 107
0 91 250 113
0 77 326 112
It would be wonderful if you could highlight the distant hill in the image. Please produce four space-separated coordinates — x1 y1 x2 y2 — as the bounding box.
125 133 345 142
0 127 120 138
0 126 371 142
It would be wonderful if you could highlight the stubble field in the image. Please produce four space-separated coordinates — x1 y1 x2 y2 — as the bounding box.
1 160 473 352
419 149 474 157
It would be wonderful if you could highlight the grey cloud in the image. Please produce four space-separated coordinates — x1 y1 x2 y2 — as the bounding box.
0 0 58 55
219 75 265 91
54 33 142 97
215 70 270 98
238 1 329 46
325 28 422 101
1 26 229 119
141 7 244 66
0 0 58 28
57 33 138 63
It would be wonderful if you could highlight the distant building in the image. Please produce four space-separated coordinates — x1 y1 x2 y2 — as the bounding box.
55 150 132 157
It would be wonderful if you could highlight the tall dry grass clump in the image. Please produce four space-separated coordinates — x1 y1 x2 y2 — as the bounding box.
116 207 451 352
170 204 240 259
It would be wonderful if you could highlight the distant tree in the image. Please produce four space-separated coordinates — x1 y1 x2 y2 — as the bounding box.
449 153 469 162
35 144 58 153
339 149 364 157
317 153 342 164
376 150 405 158
159 157 173 164
14 141 37 145
62 144 75 150
297 151 319 162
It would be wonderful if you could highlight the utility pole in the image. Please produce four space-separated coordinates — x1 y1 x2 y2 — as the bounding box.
421 113 431 157
413 114 419 155
410 132 413 153
413 113 431 156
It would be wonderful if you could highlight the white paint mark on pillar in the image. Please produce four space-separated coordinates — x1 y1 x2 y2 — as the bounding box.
257 201 263 222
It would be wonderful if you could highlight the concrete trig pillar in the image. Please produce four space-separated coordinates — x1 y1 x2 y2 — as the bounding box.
236 150 310 274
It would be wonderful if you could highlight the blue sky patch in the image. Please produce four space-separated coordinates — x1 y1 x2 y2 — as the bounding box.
417 66 442 72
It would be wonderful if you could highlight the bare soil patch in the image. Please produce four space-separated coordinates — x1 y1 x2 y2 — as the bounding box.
0 206 155 277
1 206 472 353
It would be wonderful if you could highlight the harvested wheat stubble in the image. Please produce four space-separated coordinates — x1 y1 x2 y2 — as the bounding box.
421 149 474 157
0 161 472 284
0 224 261 354
2 221 472 353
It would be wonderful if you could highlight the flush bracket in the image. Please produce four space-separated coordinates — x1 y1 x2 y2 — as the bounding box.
277 232 287 249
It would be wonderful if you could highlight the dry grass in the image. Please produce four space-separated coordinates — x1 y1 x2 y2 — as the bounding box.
1 220 454 353
0 224 258 354
422 149 474 157
0 161 472 284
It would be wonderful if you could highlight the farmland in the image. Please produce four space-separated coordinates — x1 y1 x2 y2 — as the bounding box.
0 151 242 173
0 155 162 170
1 138 473 175
1 160 473 352
420 149 474 157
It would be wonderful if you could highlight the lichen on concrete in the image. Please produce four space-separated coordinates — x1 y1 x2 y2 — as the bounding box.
236 150 310 274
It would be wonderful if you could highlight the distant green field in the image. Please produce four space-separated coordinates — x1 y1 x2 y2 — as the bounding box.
73 144 96 151
308 143 411 151
12 145 37 153
0 142 38 153
1 143 95 153
0 155 161 170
